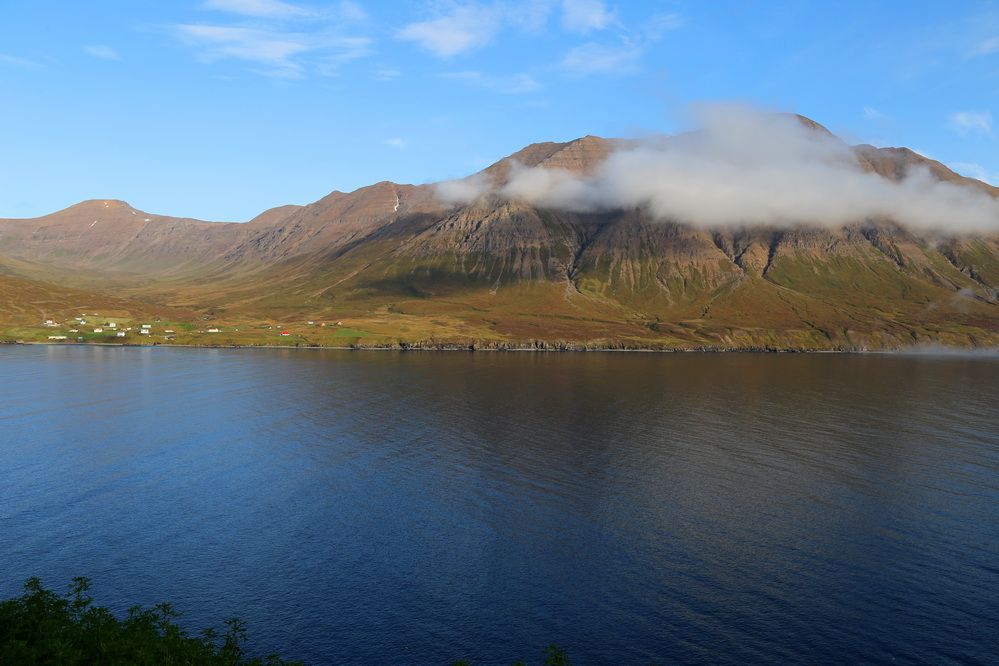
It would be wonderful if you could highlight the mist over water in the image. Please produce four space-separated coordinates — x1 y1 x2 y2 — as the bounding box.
2 346 998 664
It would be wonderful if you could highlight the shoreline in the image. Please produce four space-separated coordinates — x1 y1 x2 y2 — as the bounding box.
3 340 833 353
4 339 996 355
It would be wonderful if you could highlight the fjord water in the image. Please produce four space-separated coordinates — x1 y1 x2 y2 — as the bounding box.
2 347 997 664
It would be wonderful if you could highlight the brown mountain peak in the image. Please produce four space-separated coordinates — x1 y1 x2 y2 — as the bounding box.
853 144 999 196
788 114 834 136
480 134 619 186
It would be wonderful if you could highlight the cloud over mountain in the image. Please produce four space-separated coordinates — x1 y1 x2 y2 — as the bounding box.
439 104 999 232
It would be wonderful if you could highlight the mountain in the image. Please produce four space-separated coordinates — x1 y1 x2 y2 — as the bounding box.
2 119 998 350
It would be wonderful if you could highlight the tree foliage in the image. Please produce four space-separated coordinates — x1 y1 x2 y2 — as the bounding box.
1 576 570 665
0 577 299 665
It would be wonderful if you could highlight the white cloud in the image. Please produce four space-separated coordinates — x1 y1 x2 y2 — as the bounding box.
949 161 998 185
383 137 409 149
560 0 616 33
642 12 683 40
949 110 993 137
178 0 371 77
397 2 678 64
175 24 370 77
84 45 120 60
973 36 999 56
336 1 369 23
314 36 372 74
374 67 401 81
177 24 310 75
396 4 502 57
559 11 680 75
437 172 492 203
505 1 553 32
438 104 999 233
561 41 642 74
0 53 42 68
202 0 310 18
863 106 885 120
441 70 541 94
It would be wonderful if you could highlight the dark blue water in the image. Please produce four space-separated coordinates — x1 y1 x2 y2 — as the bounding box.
1 346 998 664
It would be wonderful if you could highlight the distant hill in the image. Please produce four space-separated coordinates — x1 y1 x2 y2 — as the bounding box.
2 116 998 350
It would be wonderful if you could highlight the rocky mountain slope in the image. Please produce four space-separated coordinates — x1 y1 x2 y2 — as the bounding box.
2 118 998 350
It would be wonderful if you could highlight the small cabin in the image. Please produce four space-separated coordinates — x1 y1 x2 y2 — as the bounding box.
116 331 126 337
47 335 67 340
107 322 117 328
93 327 104 333
138 329 150 335
207 328 220 333
141 324 152 329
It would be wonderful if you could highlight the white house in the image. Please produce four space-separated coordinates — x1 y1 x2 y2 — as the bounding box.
93 327 104 333
141 324 152 329
164 329 175 333
207 328 220 333
69 329 79 333
43 319 56 326
47 335 67 340
107 322 117 328
117 331 126 337
138 329 150 335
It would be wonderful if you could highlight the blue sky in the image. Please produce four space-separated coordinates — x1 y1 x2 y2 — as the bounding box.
1 0 998 220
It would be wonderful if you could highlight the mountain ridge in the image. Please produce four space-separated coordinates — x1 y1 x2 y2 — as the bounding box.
2 118 998 350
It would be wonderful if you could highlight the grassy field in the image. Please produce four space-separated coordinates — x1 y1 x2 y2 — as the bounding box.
7 299 997 351
2 244 997 351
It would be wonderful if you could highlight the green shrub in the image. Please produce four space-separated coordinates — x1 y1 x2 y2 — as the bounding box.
0 577 299 665
1 577 571 665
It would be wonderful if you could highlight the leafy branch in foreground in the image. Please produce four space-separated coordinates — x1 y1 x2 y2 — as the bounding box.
1 577 571 665
0 577 300 665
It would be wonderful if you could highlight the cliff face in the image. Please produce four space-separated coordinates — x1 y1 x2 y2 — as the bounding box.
1 124 998 349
